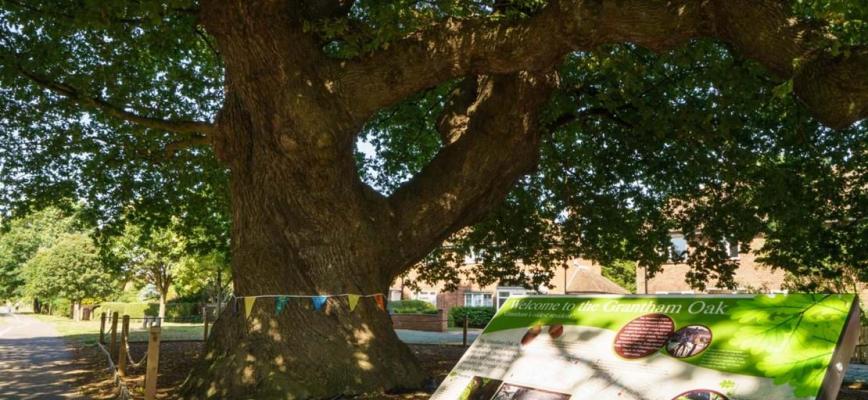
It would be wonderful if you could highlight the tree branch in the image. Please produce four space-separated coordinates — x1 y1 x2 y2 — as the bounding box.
164 135 211 158
435 77 479 145
385 71 558 276
336 0 867 129
4 0 199 25
16 65 215 135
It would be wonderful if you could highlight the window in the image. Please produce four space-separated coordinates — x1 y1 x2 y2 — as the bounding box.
496 287 534 309
669 234 688 261
464 292 494 307
389 289 403 302
721 238 740 259
413 291 438 307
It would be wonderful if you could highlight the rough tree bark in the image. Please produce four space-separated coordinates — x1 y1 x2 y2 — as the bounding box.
89 0 862 398
181 2 557 395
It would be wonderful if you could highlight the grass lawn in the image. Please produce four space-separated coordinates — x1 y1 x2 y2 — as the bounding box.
30 313 205 344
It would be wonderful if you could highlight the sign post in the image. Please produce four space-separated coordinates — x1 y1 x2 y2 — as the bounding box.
432 294 860 400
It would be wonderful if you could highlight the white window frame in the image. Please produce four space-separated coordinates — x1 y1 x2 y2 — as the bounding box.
669 233 689 262
495 287 534 309
722 238 740 259
413 291 438 307
464 292 494 307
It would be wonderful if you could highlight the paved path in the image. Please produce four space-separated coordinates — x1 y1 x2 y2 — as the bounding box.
0 311 84 400
396 328 481 345
846 363 868 385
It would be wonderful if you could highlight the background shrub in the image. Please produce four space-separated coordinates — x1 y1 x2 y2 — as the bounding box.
49 298 72 317
449 306 496 328
97 302 202 321
388 300 438 314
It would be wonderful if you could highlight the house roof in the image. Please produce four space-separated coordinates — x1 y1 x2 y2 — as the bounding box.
565 268 629 294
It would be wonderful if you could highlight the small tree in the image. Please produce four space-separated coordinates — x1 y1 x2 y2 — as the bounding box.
0 207 78 302
22 233 115 320
174 250 232 307
112 222 186 319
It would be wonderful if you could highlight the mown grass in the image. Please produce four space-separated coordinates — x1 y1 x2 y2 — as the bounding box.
30 314 205 344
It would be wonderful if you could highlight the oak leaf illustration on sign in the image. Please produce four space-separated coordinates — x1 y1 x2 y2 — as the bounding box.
728 295 851 397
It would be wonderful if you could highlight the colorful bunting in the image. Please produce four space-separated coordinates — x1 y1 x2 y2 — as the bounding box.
275 296 289 314
312 296 328 311
374 294 386 311
244 297 256 318
234 293 386 319
347 294 360 312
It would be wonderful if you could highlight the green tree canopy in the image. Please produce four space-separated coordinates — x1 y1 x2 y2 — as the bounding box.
109 220 187 317
0 0 865 397
21 232 115 305
0 206 80 299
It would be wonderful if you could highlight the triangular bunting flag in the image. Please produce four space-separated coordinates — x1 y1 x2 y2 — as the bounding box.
374 294 385 311
347 294 360 312
275 296 289 315
244 297 256 319
312 296 328 311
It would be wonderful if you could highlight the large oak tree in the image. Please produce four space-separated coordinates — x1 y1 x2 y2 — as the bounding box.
0 0 865 398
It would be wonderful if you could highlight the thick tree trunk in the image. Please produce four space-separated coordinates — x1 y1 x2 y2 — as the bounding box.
181 32 429 393
183 2 555 397
181 174 426 398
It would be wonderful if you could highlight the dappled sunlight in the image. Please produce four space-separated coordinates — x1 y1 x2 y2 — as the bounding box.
268 318 283 342
354 350 375 371
274 355 287 372
249 317 263 333
353 323 376 346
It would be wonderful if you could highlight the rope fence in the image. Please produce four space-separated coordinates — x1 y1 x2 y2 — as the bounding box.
98 312 165 400
96 331 133 400
125 340 148 368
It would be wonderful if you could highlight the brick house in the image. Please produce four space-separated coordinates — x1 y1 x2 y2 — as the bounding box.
390 259 628 311
636 236 788 294
636 234 868 304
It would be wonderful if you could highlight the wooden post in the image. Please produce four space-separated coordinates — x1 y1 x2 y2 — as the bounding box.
144 326 161 400
99 312 106 345
109 311 119 359
463 316 469 347
118 315 130 377
202 306 210 342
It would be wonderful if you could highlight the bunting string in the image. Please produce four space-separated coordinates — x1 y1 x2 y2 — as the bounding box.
234 293 387 318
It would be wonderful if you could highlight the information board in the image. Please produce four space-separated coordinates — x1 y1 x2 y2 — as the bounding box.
431 294 861 400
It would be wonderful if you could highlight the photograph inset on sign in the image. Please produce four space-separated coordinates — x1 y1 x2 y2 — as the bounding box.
613 313 675 358
666 325 713 358
520 325 543 346
672 389 730 400
491 383 571 400
458 377 503 400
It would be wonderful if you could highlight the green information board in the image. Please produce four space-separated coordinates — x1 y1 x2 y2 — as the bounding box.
431 294 860 400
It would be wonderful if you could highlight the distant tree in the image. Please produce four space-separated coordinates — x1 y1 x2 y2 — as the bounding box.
174 250 232 304
111 222 186 318
22 232 115 320
602 260 637 293
0 207 79 301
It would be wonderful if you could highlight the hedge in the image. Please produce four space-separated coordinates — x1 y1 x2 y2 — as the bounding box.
449 306 496 328
388 300 438 314
97 302 202 321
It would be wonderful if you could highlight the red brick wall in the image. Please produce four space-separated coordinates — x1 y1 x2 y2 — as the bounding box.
390 309 448 332
437 287 468 311
636 237 788 293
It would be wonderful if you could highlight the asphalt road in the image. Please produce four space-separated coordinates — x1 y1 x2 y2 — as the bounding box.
0 311 84 400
